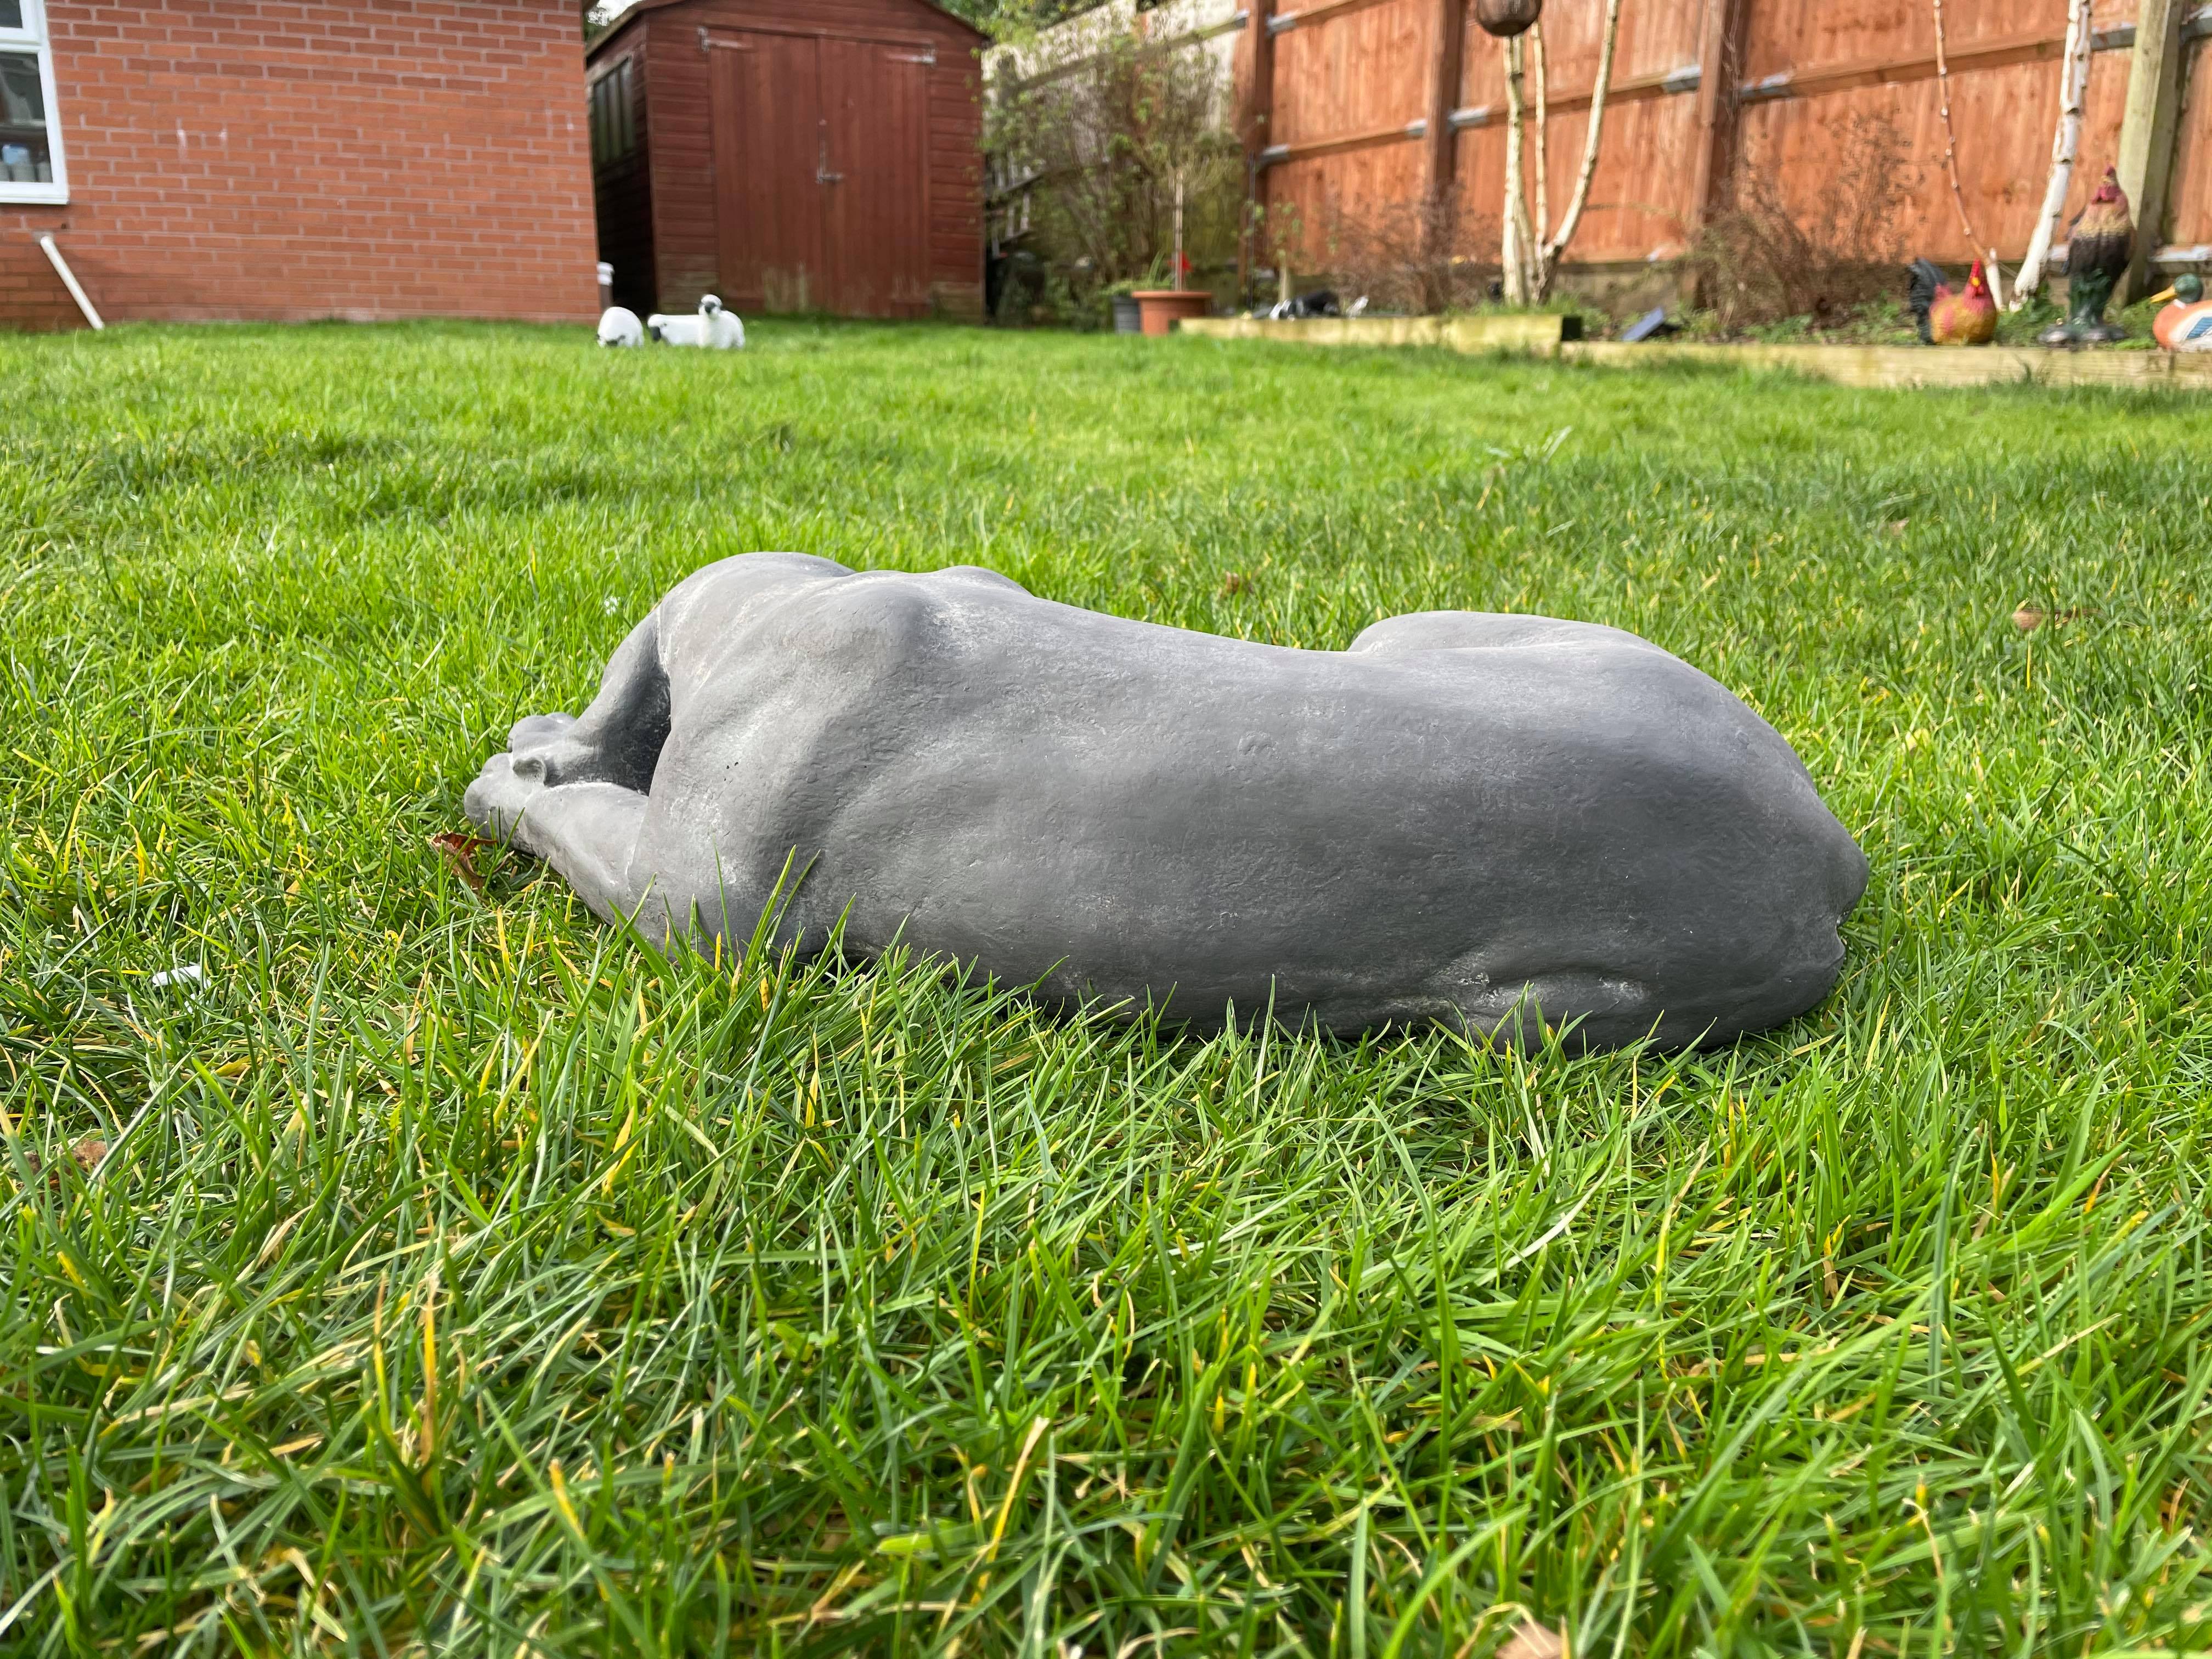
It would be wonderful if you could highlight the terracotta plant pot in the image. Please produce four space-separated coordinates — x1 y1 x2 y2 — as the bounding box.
1474 0 1542 37
1132 290 1212 336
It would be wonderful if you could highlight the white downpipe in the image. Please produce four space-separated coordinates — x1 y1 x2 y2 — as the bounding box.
36 234 104 330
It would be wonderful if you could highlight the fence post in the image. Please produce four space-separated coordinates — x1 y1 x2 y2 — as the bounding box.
1688 0 1749 230
1241 0 1277 302
1243 0 1276 148
2117 0 2186 306
1424 0 1466 219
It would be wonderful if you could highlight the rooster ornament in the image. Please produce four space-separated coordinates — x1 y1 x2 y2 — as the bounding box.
2041 166 2134 347
1908 258 1998 346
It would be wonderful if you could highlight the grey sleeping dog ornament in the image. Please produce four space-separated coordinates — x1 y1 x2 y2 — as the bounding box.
465 553 1867 1049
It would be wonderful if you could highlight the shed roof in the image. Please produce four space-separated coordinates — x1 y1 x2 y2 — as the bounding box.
586 0 988 63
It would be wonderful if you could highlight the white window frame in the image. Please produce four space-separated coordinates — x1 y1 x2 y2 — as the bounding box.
0 0 68 206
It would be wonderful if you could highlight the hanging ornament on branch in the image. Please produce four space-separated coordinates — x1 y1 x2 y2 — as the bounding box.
1931 0 2006 305
1475 0 1542 40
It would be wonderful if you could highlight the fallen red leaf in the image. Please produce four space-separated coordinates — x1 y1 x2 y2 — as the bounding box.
428 832 497 896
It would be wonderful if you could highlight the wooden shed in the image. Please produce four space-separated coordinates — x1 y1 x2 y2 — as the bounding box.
587 0 988 321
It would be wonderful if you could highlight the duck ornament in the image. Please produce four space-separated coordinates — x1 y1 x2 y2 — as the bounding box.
2149 274 2212 351
2041 167 2134 347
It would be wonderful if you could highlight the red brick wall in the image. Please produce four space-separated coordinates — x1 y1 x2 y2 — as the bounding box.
1 0 600 331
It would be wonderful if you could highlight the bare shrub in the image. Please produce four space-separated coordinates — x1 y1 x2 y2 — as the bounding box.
1684 114 1922 331
1317 199 1502 315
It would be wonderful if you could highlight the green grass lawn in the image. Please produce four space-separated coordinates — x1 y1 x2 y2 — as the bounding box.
5 320 2212 1657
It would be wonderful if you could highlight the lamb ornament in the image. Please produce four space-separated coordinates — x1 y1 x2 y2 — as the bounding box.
465 555 1866 1049
596 306 646 347
647 294 745 349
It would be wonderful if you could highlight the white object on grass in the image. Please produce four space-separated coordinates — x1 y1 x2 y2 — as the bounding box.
150 963 205 990
37 235 104 330
703 297 746 350
597 306 645 347
647 294 745 349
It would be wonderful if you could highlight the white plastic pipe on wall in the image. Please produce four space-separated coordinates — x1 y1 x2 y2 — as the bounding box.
37 234 104 330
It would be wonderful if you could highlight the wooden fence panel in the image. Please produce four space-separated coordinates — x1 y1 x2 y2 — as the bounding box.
1267 146 1431 259
1492 92 1708 261
1269 0 1435 145
991 0 2212 295
2164 23 2212 245
1729 0 2140 264
1447 0 1710 264
1741 0 2107 80
1443 93 1707 264
1733 52 2135 263
1456 0 1703 105
1259 0 1434 266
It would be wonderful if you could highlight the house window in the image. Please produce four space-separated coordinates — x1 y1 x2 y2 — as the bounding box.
589 58 636 167
0 0 65 204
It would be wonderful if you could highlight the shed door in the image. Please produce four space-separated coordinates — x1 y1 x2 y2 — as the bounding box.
708 30 931 319
709 32 823 313
819 40 932 318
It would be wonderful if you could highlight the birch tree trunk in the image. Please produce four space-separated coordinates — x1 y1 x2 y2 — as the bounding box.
1531 22 1551 278
1536 0 1624 300
2013 0 2093 307
1501 35 1536 303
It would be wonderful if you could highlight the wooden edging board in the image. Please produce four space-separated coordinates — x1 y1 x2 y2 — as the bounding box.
1560 340 2212 390
1177 316 2212 391
1178 314 1575 351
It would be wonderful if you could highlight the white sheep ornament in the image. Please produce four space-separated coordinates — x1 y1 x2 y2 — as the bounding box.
648 295 746 350
596 306 646 347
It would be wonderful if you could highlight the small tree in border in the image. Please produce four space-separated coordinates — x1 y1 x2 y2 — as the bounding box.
2012 0 2094 307
986 22 1242 320
1499 0 1626 304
